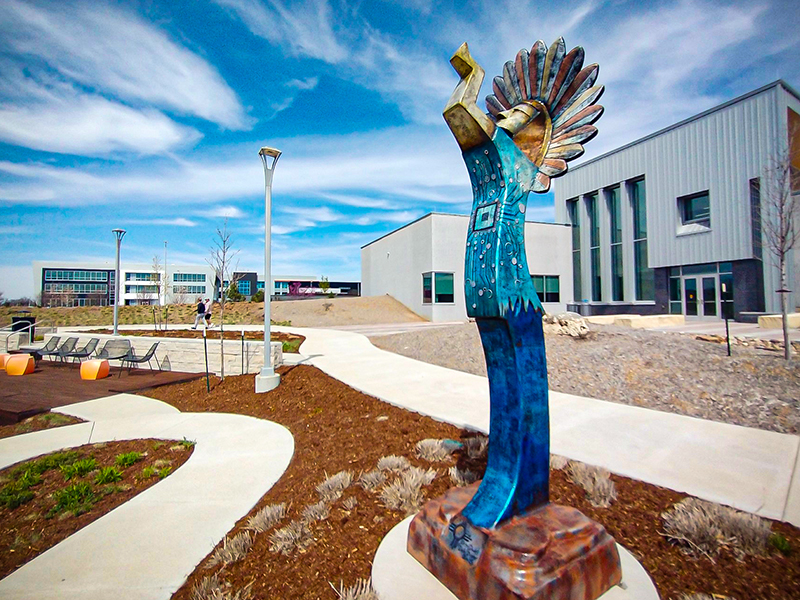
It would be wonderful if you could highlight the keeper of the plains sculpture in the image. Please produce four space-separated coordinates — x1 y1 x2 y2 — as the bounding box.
407 39 623 600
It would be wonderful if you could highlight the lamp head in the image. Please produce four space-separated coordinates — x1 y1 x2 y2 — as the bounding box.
259 147 281 159
112 228 127 240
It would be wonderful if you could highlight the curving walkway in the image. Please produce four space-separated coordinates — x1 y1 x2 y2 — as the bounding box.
0 394 294 600
278 325 800 526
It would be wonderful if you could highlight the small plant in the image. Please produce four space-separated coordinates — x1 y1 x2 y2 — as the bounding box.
463 435 488 459
448 466 479 487
342 496 358 511
301 500 330 523
158 466 172 479
380 474 424 515
316 471 353 502
192 575 253 600
331 578 379 600
138 466 157 480
269 521 312 555
358 470 386 491
61 458 97 480
94 466 123 484
207 531 253 567
179 438 196 449
153 459 172 468
50 482 95 516
415 439 453 462
567 462 616 508
115 452 143 468
770 532 792 555
0 483 35 509
245 503 286 533
16 468 42 490
151 441 165 451
377 455 410 473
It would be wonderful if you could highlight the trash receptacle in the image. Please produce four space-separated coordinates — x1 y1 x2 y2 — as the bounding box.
11 313 36 344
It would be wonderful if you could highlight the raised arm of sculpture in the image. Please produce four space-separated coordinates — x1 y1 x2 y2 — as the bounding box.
443 39 604 539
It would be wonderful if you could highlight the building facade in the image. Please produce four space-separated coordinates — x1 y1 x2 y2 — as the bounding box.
361 213 572 322
554 81 800 319
224 273 362 300
33 262 217 307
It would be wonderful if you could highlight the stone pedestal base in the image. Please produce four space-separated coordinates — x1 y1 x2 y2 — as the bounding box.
407 483 622 600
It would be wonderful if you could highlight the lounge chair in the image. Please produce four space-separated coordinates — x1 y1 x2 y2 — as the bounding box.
40 337 78 362
119 342 160 376
95 339 132 362
18 336 60 361
63 338 99 363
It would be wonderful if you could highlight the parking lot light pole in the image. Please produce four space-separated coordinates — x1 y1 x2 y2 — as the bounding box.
112 229 126 336
255 146 281 393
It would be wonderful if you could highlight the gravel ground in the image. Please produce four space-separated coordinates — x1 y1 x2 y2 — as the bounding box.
371 323 800 435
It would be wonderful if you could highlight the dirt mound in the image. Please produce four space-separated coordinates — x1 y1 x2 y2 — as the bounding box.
270 295 425 327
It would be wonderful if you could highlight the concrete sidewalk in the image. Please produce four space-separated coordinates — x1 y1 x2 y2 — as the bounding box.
278 326 800 526
0 395 294 600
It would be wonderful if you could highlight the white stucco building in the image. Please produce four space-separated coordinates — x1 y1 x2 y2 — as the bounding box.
361 213 572 322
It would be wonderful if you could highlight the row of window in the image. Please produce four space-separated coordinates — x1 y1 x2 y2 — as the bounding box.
421 272 560 304
126 272 160 281
44 283 108 294
44 270 108 281
173 285 206 294
125 285 159 294
568 178 654 303
173 273 206 282
46 297 107 307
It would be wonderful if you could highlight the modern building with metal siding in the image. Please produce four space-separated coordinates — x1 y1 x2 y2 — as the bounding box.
554 81 800 318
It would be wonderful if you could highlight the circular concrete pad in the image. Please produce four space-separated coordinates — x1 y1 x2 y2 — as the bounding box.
372 516 660 600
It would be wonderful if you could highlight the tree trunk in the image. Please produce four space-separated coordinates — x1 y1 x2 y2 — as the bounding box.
219 302 226 381
781 259 791 361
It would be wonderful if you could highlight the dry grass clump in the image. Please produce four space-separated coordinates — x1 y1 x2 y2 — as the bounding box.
415 439 453 462
567 462 617 508
302 500 330 523
245 503 286 533
269 520 312 555
549 454 569 470
342 496 358 511
316 470 353 502
206 532 253 568
331 578 379 600
379 467 437 515
358 469 386 491
448 466 479 487
377 455 411 472
463 435 488 459
661 497 771 559
192 574 252 600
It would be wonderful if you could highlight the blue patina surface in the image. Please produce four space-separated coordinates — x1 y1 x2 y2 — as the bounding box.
458 128 550 532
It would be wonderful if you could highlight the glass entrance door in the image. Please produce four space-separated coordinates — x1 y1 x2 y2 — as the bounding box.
702 276 717 317
684 278 698 316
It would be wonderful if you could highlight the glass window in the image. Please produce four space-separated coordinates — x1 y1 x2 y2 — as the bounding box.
719 262 732 274
434 273 454 303
682 263 716 276
630 178 654 301
720 273 734 318
422 273 432 304
239 280 251 295
545 276 560 303
749 179 762 260
568 199 582 302
607 186 623 302
669 275 682 314
678 191 710 227
586 193 601 302
531 275 544 297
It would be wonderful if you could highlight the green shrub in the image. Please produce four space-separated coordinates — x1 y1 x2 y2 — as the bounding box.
61 458 97 480
50 482 95 516
282 339 302 354
94 467 123 484
770 532 792 555
138 466 156 480
0 484 35 509
115 452 143 468
158 466 172 479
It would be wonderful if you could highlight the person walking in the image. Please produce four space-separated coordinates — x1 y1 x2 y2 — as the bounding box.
204 298 214 328
191 297 205 329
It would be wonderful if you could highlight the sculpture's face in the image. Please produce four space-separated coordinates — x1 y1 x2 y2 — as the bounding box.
495 100 552 168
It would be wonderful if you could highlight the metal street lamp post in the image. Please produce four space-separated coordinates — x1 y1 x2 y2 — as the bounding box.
112 229 126 336
255 146 281 393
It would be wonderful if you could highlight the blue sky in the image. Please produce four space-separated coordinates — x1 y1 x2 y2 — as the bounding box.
1 0 798 299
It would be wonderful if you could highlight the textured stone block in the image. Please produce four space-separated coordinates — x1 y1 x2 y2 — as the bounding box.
408 483 622 600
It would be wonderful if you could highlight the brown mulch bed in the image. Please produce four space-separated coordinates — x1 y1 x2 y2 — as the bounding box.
0 412 84 440
0 438 194 579
143 366 800 600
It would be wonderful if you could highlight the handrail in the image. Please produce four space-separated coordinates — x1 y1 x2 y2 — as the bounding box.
0 318 56 352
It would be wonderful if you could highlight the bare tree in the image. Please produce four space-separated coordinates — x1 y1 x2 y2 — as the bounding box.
763 119 800 360
207 220 241 381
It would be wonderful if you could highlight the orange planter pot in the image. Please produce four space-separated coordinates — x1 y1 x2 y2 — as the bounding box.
0 353 11 370
80 359 110 380
6 354 35 376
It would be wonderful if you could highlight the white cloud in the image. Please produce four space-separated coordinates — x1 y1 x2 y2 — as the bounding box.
0 0 248 129
205 206 247 219
0 225 31 235
353 210 423 226
286 77 320 90
127 218 198 227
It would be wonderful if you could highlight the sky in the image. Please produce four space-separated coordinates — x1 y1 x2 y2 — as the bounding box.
1 0 799 299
